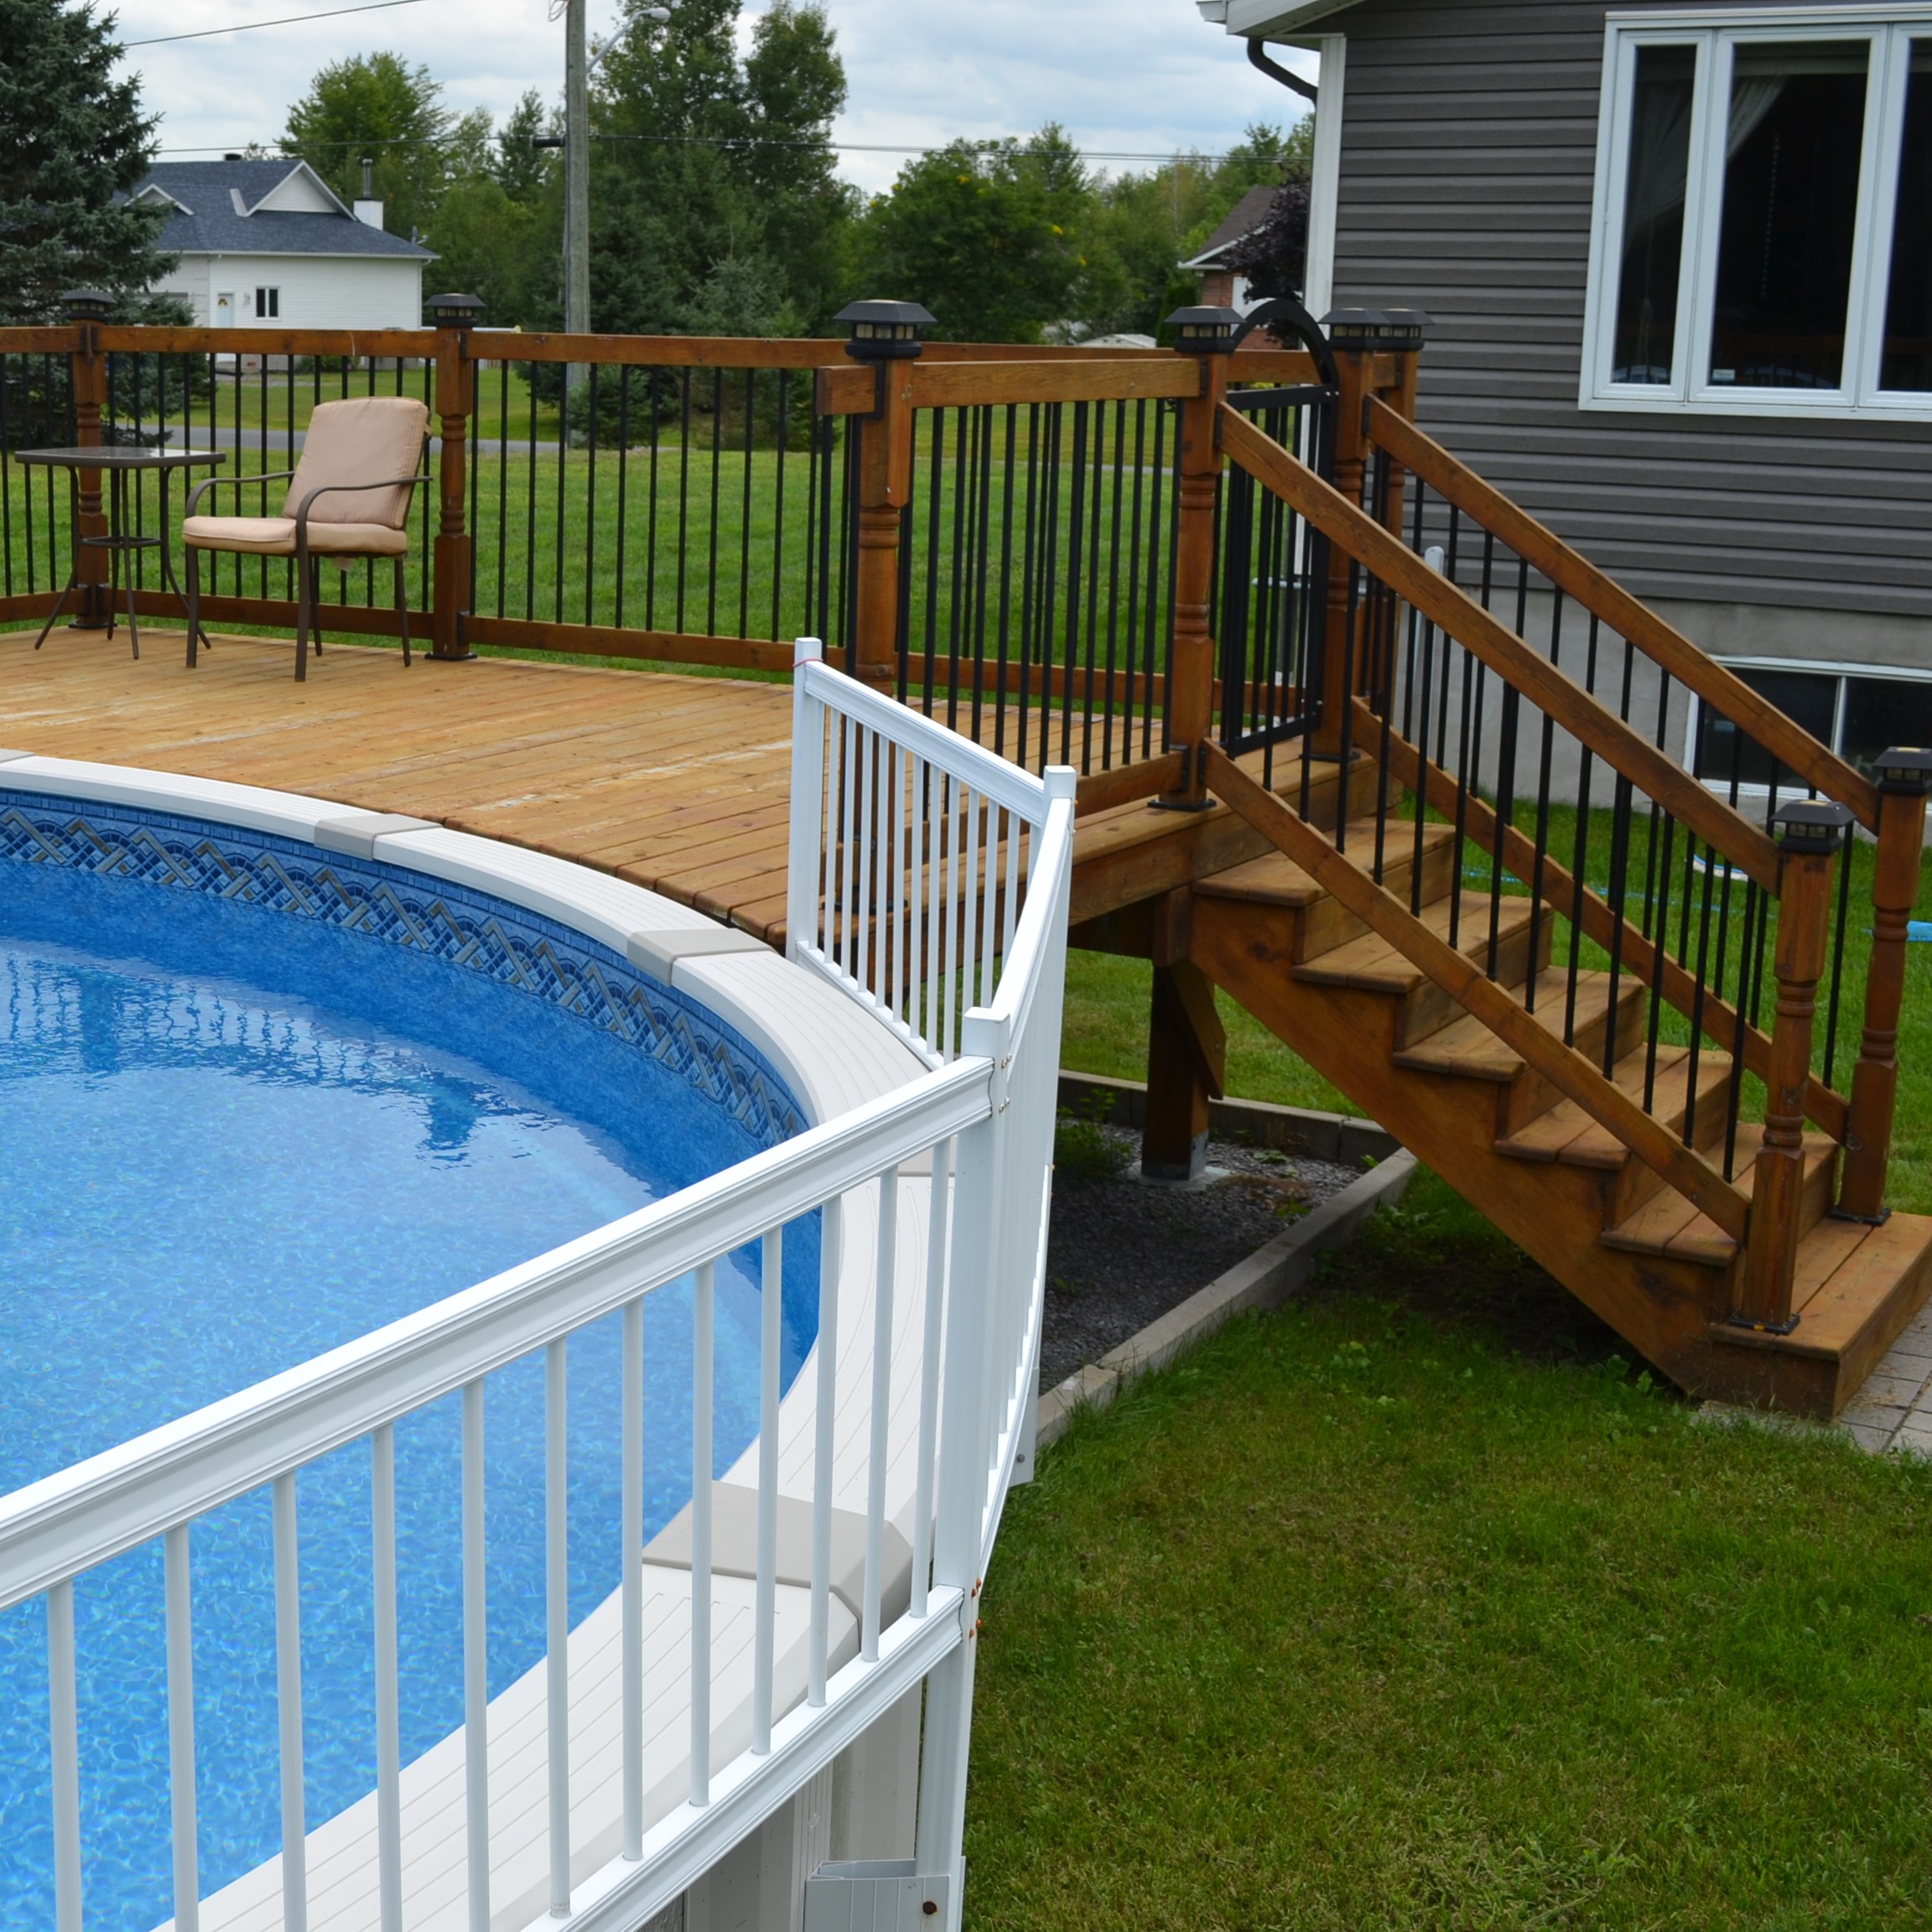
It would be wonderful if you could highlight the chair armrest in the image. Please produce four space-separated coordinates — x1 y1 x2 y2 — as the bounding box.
186 469 296 518
293 472 429 542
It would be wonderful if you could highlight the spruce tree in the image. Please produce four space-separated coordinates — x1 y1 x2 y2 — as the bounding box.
0 0 176 323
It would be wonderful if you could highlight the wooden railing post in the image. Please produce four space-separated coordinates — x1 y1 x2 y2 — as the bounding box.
1161 307 1236 808
428 293 482 662
1838 749 1932 1221
63 289 114 628
834 300 931 686
1739 801 1854 1329
1313 309 1429 772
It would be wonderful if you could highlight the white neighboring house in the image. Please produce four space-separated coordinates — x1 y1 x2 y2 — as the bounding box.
126 157 433 330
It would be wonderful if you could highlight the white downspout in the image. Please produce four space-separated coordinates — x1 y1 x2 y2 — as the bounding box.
1302 34 1347 318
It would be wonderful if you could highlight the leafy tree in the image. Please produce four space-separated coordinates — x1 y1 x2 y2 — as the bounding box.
0 0 178 324
282 52 453 240
1224 177 1311 305
1072 120 1313 341
857 128 1086 343
423 93 559 325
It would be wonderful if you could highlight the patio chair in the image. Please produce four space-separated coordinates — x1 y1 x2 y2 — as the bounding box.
180 395 429 681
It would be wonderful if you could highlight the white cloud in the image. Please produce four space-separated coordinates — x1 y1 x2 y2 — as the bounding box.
114 0 1314 192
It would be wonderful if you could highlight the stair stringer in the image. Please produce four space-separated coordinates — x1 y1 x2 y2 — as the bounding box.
1192 905 1754 1398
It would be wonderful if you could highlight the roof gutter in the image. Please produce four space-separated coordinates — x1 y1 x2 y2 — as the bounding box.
1248 37 1317 105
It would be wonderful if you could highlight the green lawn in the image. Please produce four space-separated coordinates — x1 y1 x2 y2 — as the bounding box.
969 1174 1932 1930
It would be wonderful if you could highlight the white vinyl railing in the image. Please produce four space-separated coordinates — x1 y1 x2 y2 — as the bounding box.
0 647 1075 1932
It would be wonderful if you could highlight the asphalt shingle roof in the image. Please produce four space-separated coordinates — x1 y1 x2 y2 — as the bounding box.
128 160 433 261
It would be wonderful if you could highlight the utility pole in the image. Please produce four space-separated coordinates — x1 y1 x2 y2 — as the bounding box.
564 0 589 342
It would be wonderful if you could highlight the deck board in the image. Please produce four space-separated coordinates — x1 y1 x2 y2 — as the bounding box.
1 626 808 937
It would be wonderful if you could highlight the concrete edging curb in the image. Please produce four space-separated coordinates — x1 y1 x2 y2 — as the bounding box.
1057 1070 1399 1166
1034 1148 1421 1450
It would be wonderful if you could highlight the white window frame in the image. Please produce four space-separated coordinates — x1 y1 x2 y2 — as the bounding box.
1583 6 1932 421
1685 655 1932 806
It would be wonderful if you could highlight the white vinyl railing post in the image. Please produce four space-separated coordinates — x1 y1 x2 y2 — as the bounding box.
164 1522 200 1932
787 637 827 963
916 1004 1010 1927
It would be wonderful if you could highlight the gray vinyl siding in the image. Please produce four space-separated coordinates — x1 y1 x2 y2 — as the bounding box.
1328 0 1932 626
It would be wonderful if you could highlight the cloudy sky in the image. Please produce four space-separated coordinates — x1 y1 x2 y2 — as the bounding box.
113 0 1317 194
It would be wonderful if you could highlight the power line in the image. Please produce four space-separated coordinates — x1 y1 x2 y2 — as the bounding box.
123 0 430 49
155 132 1253 163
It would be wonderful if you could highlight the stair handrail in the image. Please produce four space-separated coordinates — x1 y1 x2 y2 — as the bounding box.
1202 743 1750 1239
1361 396 1882 831
1349 694 1850 1143
1218 406 1784 889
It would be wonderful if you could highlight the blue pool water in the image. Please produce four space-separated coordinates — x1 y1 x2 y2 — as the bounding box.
0 841 815 1929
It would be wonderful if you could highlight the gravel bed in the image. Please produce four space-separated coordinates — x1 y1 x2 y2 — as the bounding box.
1039 1125 1368 1392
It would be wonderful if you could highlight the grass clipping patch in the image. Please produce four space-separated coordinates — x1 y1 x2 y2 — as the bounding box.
969 1180 1932 1930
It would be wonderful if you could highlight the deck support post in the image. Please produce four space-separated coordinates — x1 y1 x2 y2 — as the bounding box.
1160 309 1235 808
1739 803 1852 1328
430 296 481 662
64 299 110 629
1141 891 1227 1181
1839 751 1932 1220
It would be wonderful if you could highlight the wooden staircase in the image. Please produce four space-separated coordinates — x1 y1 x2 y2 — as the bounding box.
1055 387 1932 1423
1182 791 1932 1415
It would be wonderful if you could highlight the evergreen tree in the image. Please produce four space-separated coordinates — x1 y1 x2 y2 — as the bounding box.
585 0 854 335
0 0 177 324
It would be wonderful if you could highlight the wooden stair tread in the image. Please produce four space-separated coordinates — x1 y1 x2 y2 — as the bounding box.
1598 1129 1836 1266
1197 818 1457 909
1291 891 1536 991
1392 969 1638 1083
1497 1045 1734 1171
1777 1213 1932 1355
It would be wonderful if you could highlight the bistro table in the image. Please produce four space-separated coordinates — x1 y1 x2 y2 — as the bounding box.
13 444 226 659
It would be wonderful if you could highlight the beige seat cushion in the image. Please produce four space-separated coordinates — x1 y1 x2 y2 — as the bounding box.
182 515 409 557
283 395 428 528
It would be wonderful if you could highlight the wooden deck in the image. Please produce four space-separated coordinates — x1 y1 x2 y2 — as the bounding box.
0 623 1304 945
1 626 808 940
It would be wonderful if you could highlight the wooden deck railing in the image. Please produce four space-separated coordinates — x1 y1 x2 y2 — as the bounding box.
0 314 1418 792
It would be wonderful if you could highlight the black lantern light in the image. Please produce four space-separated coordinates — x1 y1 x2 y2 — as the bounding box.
61 288 115 323
835 299 933 361
1322 307 1431 353
427 291 485 329
1165 305 1239 354
1774 798 1854 853
1874 745 1932 794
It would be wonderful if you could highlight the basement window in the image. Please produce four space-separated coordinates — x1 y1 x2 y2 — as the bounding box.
1688 659 1932 796
1587 10 1932 419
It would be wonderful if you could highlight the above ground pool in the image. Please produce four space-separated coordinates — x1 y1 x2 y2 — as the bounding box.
0 787 818 1931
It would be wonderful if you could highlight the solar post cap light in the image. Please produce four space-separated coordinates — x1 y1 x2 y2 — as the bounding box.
835 300 935 361
427 293 485 327
1875 747 1932 793
1774 798 1855 852
62 289 116 321
1321 307 1431 353
1164 304 1240 352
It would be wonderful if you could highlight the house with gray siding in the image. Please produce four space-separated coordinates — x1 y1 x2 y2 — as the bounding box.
1196 0 1932 779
